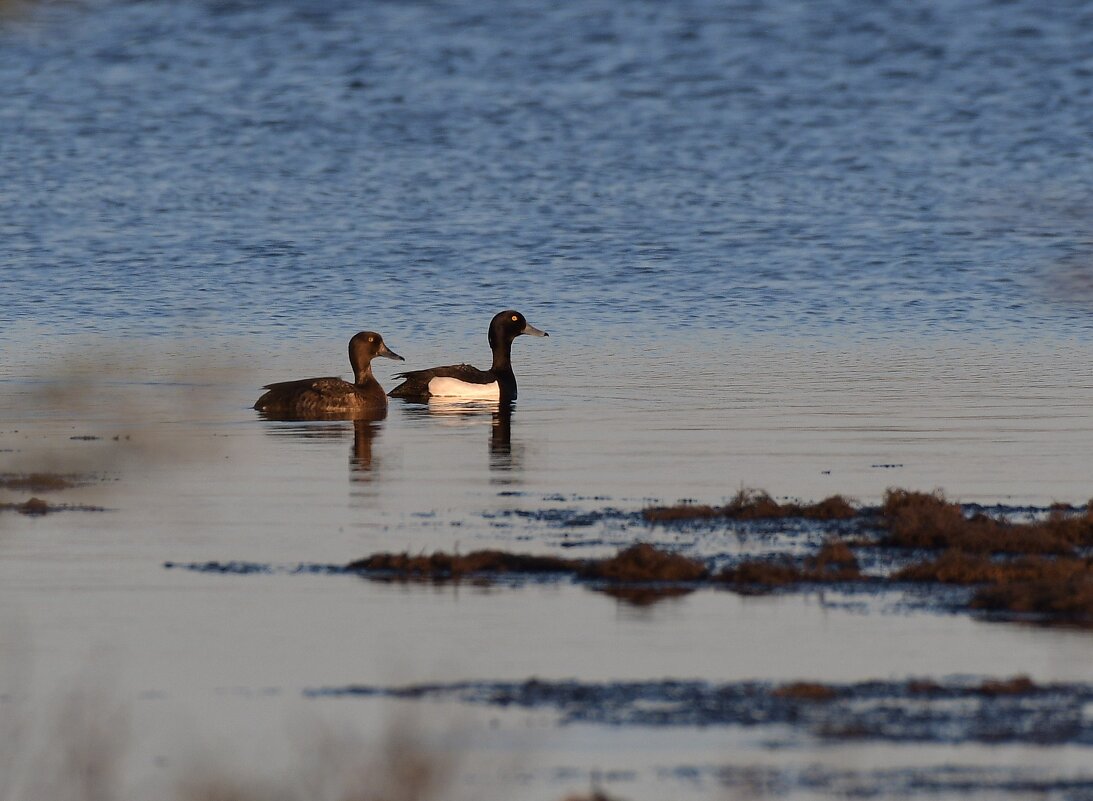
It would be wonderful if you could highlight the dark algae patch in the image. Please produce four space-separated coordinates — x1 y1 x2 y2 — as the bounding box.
307 676 1093 745
0 497 105 515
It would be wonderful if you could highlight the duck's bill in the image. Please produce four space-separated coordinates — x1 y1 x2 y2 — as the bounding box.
521 323 549 337
379 343 405 361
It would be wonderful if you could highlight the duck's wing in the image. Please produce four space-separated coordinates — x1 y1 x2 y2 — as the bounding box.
254 376 346 410
259 376 343 393
388 363 494 399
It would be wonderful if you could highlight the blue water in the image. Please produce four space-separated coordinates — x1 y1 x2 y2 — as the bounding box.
4 0 1093 342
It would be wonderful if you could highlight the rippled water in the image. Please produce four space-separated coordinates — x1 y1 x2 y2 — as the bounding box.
4 0 1093 342
4 0 1093 799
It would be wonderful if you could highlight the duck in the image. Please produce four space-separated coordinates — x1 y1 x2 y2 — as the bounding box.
254 331 404 419
388 310 548 403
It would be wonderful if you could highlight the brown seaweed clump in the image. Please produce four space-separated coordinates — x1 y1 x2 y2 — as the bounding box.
4 497 51 516
894 550 1090 585
346 550 577 579
971 571 1093 625
895 548 1093 626
717 541 861 590
0 472 81 492
580 543 708 582
772 682 838 701
882 489 1093 554
643 489 857 523
348 544 708 586
976 676 1036 696
341 491 1093 624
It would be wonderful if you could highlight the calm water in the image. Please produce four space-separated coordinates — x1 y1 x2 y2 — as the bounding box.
4 0 1093 798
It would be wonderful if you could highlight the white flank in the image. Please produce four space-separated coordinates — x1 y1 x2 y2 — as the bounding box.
427 376 501 400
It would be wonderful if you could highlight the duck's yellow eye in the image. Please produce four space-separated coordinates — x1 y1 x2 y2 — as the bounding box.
511 315 518 322
368 336 375 343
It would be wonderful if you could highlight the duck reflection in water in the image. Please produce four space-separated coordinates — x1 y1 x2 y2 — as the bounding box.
349 418 380 477
256 415 386 481
488 401 518 473
401 399 522 476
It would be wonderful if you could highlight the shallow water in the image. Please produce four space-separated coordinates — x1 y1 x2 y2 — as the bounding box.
4 0 1093 798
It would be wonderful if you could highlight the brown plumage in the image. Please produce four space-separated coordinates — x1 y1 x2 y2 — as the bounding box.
254 331 404 420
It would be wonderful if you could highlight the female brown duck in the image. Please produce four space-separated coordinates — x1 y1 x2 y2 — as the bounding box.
254 331 404 419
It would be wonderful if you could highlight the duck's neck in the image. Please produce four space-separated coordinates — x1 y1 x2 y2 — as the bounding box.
353 362 375 387
353 362 388 406
491 339 517 400
491 338 513 373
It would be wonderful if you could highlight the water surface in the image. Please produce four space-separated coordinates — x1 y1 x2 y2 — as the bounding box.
3 0 1093 798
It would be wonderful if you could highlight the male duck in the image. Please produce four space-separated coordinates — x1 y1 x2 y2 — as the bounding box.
254 331 404 418
388 310 548 403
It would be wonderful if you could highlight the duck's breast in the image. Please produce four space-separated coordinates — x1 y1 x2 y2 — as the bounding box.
427 376 501 400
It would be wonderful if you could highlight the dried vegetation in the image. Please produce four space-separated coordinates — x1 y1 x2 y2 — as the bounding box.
772 682 839 701
347 550 576 579
638 486 1093 624
880 489 1093 554
347 485 1093 623
643 489 856 523
580 543 708 582
717 541 861 589
350 544 709 588
878 492 1093 624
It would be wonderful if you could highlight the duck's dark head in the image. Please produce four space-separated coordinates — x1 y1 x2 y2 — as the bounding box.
488 310 549 350
349 331 404 383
